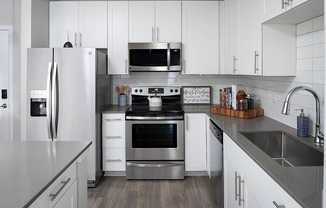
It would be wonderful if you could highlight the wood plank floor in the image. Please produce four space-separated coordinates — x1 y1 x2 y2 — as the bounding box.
88 176 218 208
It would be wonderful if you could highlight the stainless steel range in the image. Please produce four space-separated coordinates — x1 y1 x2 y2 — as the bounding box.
125 86 184 180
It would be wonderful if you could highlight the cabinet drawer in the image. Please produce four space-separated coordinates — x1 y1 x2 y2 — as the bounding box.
103 148 126 171
102 113 125 148
29 162 77 208
102 134 125 148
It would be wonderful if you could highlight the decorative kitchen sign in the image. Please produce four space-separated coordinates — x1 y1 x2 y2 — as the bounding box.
182 86 211 104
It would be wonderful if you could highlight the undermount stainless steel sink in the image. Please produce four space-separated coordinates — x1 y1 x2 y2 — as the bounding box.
240 131 323 167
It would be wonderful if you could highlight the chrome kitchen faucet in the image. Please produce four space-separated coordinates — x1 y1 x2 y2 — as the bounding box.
281 86 324 145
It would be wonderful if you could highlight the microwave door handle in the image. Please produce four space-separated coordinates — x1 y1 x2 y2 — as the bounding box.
167 43 170 70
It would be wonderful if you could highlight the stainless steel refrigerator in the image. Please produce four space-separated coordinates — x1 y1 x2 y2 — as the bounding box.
27 48 111 187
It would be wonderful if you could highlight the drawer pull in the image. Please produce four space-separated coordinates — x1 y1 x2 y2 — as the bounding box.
105 136 122 139
273 201 285 208
49 178 71 201
105 118 122 121
106 159 122 162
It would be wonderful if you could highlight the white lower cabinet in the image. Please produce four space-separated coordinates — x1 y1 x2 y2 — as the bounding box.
53 180 77 208
102 113 126 172
30 162 77 208
224 133 301 208
185 113 207 171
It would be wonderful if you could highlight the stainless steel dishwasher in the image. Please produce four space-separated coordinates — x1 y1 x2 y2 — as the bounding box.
209 119 223 207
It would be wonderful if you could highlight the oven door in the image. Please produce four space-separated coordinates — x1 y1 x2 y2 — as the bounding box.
126 119 184 160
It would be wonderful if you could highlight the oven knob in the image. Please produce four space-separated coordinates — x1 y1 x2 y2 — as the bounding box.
139 89 143 93
135 89 138 93
175 89 178 93
170 89 173 93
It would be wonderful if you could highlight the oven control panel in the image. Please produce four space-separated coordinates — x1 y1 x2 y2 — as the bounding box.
132 86 181 96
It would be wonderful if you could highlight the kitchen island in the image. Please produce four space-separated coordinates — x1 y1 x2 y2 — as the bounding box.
0 141 91 208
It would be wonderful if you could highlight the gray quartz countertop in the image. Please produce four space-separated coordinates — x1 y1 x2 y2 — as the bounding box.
102 104 130 113
0 141 91 208
103 104 323 207
209 113 323 208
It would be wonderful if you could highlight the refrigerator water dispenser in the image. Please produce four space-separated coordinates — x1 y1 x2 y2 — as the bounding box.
30 90 47 117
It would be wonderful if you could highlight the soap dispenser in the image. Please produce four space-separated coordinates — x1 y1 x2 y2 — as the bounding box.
296 109 309 137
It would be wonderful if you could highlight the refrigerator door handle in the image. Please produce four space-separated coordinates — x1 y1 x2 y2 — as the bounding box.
46 62 53 140
52 62 59 139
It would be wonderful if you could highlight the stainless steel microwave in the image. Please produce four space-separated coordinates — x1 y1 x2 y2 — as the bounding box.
128 42 182 72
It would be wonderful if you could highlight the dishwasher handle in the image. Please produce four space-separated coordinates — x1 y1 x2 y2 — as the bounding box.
209 119 223 144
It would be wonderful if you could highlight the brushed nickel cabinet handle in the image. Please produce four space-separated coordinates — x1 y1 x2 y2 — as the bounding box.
105 118 123 121
106 159 122 162
238 176 245 206
233 56 237 73
254 51 259 74
79 33 82 47
273 201 285 208
74 33 77 47
105 136 122 139
49 178 71 201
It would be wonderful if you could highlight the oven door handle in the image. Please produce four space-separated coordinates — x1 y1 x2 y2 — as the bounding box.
126 116 184 120
127 162 183 168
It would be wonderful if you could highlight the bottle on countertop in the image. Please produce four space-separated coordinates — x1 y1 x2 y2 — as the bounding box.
296 109 309 137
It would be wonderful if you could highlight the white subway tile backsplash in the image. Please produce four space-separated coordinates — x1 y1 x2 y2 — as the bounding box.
313 16 324 31
297 19 313 35
297 33 312 47
313 30 324 44
313 71 325 84
313 43 324 57
297 58 313 71
313 57 325 71
297 45 313 59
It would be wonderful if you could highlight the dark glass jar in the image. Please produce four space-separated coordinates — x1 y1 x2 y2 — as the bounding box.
246 94 255 109
238 99 248 111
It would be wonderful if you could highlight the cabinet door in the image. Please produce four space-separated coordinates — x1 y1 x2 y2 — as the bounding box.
54 180 77 208
185 113 206 171
155 1 181 42
238 0 263 75
224 155 243 208
129 1 155 42
78 1 108 48
182 1 219 74
50 2 79 48
219 0 239 74
107 1 129 74
263 0 284 22
273 185 302 208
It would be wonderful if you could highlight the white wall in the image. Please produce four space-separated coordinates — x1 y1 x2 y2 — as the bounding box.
112 15 325 137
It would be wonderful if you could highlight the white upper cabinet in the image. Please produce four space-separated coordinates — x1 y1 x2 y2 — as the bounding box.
263 0 310 22
129 1 181 43
107 1 129 74
50 2 79 48
220 0 262 75
182 1 219 74
219 0 239 75
237 0 263 75
78 2 108 48
50 1 107 48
